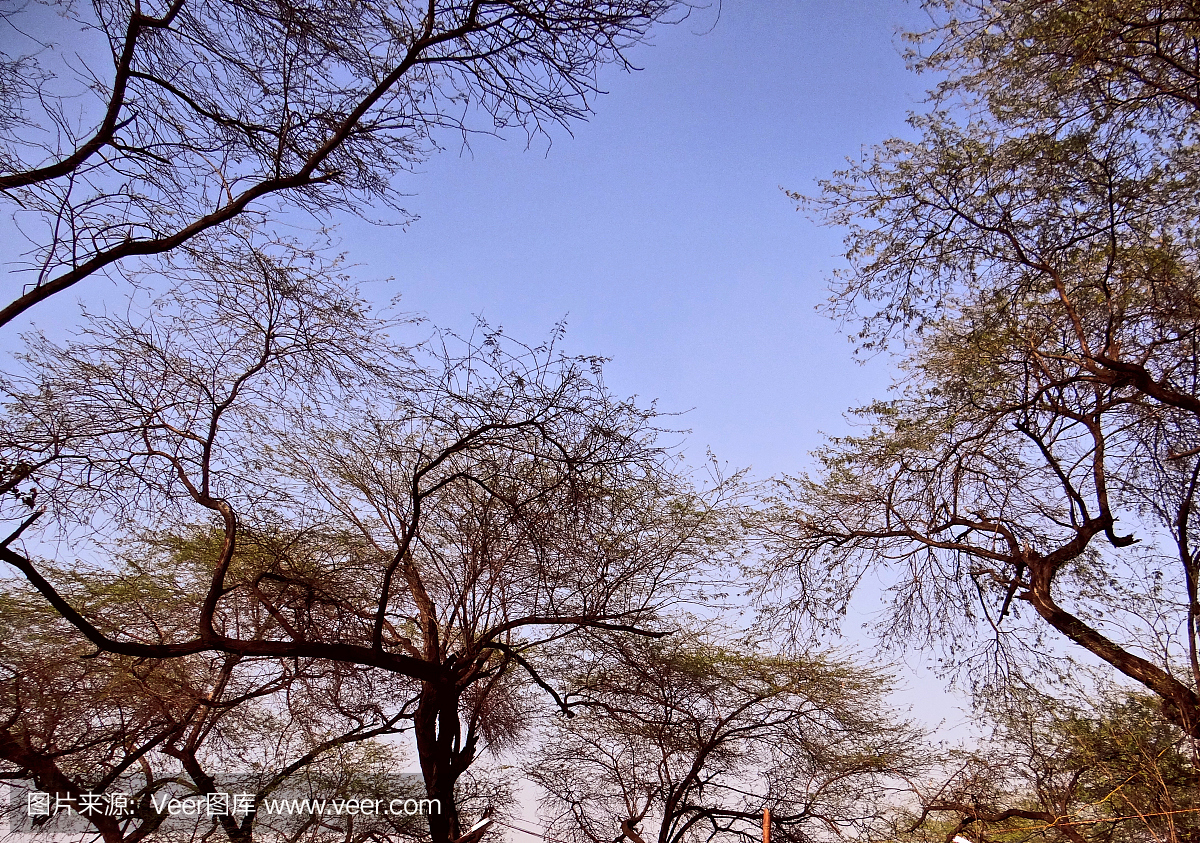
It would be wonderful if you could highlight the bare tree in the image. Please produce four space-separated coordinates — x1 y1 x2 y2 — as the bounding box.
0 0 690 327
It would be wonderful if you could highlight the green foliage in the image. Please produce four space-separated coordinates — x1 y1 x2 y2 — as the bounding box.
768 0 1200 733
901 686 1199 843
533 631 923 843
0 537 424 842
774 2 1200 840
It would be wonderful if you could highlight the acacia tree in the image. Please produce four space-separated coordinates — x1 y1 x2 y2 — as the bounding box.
0 0 689 327
0 2 727 838
914 0 1200 132
0 241 735 843
755 287 1200 733
532 633 920 843
763 0 1200 741
902 685 1200 843
0 546 427 843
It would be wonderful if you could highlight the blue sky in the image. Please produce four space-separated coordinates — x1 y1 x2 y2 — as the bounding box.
0 0 933 478
0 0 934 487
339 0 932 478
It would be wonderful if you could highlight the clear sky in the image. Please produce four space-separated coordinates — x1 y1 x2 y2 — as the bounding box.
339 0 933 478
334 0 970 731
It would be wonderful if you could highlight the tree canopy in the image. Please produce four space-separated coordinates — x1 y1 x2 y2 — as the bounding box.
906 684 1199 843
764 1 1200 838
0 241 744 841
24 3 1200 843
533 633 919 843
0 0 690 326
767 0 1200 729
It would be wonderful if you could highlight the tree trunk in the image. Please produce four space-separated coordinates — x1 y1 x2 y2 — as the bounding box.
1025 555 1200 738
414 678 471 843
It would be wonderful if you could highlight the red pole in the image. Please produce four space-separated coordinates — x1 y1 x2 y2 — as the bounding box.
762 808 770 843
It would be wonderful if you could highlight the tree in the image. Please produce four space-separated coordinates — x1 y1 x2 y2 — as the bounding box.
0 241 737 843
903 684 1200 843
532 632 920 843
913 0 1200 132
0 2 730 837
0 537 428 843
0 0 689 328
764 0 1200 739
754 283 1200 733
